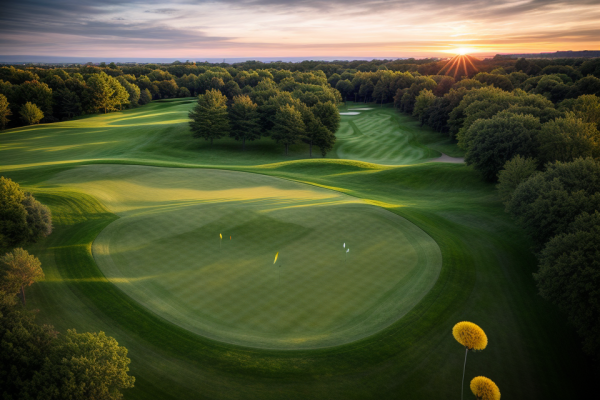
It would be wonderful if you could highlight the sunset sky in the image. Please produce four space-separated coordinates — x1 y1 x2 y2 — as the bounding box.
1 0 599 59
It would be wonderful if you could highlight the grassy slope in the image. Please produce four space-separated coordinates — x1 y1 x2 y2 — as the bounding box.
0 99 590 399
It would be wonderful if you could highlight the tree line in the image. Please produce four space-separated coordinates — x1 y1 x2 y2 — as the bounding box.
400 58 600 363
2 56 599 130
0 176 135 399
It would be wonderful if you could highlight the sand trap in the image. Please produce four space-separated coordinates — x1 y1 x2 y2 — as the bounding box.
348 108 374 111
340 112 361 115
429 153 465 163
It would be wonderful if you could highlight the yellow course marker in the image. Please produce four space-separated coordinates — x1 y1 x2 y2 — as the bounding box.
273 252 279 264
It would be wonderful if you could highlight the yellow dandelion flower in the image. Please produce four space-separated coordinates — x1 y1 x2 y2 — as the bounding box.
452 321 488 350
453 321 489 400
470 376 500 400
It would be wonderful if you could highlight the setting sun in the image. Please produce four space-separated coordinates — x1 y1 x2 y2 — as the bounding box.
444 47 478 55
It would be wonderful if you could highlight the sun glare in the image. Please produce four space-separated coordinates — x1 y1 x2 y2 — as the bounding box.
455 47 476 55
442 47 478 55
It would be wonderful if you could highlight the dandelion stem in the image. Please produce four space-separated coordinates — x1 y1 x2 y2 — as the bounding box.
461 347 468 400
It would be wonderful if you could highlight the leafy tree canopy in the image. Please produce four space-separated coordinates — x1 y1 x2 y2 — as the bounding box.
507 157 600 247
536 211 600 357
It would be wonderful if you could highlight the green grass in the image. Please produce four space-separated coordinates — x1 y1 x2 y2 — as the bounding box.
0 99 592 399
48 164 441 349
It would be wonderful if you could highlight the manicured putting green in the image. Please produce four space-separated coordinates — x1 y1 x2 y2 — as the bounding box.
48 164 442 349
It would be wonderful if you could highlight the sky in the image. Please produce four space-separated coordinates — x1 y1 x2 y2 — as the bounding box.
1 0 600 59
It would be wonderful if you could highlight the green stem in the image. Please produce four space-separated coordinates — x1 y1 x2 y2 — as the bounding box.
461 347 468 400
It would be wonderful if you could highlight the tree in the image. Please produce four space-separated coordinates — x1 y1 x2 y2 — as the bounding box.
85 72 128 113
53 89 82 119
453 87 554 150
14 80 53 120
19 102 44 125
157 79 179 98
515 57 530 72
413 89 436 125
86 73 114 113
0 177 52 250
228 95 261 150
305 118 335 157
433 76 455 97
0 93 11 129
22 192 52 242
110 76 130 110
0 248 44 304
177 87 191 98
358 81 374 102
507 157 600 248
47 330 135 399
400 77 437 113
537 115 600 164
271 104 305 155
0 291 135 399
0 176 27 249
188 89 230 145
117 76 140 107
560 94 600 129
465 112 542 181
327 73 341 88
335 79 353 102
311 101 340 134
139 88 152 105
473 72 514 91
496 155 538 204
536 211 600 357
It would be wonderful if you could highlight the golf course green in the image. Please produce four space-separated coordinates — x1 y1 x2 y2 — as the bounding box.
0 99 592 399
49 164 441 349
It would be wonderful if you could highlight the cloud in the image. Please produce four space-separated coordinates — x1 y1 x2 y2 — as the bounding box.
144 8 179 14
1 0 599 57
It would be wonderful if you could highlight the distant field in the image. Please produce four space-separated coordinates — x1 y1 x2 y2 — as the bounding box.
0 99 591 400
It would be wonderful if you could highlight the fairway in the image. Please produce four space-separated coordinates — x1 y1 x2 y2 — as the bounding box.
48 165 441 349
1 99 591 400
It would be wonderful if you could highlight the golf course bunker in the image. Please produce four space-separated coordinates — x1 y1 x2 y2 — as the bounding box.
340 112 361 115
52 165 442 349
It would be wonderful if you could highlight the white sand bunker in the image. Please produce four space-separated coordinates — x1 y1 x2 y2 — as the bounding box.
340 112 361 115
348 108 374 111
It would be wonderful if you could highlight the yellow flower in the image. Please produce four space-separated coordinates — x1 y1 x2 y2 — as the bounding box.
452 321 488 350
470 376 500 400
